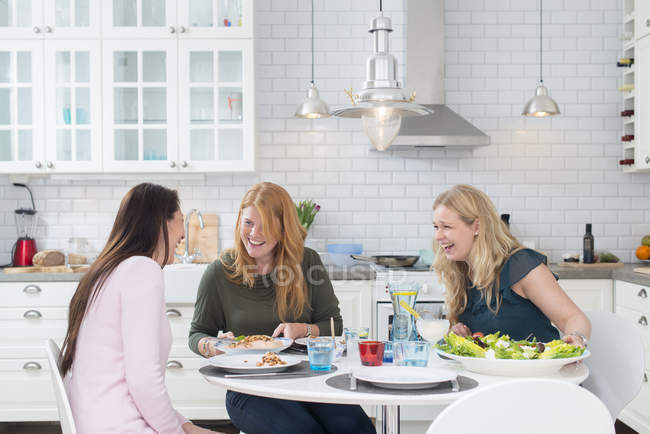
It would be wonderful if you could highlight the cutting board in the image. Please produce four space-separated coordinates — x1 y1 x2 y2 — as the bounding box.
3 265 90 274
633 267 650 275
174 213 219 264
557 262 624 268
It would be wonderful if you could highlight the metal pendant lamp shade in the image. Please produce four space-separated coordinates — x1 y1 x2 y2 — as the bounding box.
330 1 432 150
523 0 559 117
294 0 330 119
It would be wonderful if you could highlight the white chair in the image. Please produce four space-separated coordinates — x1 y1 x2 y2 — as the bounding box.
426 378 614 434
45 339 77 434
582 310 645 420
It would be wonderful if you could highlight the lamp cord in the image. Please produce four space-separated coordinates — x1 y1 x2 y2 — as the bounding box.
310 0 314 84
380 0 383 12
539 0 543 84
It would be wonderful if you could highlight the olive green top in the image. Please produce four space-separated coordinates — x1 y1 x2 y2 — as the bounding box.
188 247 343 355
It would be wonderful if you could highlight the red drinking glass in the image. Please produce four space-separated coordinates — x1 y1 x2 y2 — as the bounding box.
358 341 385 366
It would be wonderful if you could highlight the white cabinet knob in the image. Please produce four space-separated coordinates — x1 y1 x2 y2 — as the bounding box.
178 26 186 33
23 284 42 294
23 362 42 370
44 26 52 33
638 288 648 299
166 360 183 369
639 316 648 327
23 310 42 319
33 26 41 33
181 160 188 168
646 156 650 164
34 161 42 168
646 18 650 27
169 26 176 33
169 161 176 168
46 161 54 168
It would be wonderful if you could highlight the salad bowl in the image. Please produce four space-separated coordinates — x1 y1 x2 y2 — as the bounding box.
435 348 590 377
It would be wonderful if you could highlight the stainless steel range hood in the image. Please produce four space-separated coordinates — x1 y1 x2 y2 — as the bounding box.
392 0 490 148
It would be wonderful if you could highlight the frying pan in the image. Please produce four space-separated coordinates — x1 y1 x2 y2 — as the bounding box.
350 255 420 268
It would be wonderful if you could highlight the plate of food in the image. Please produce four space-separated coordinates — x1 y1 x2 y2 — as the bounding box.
294 336 344 346
208 352 304 374
435 332 589 377
217 335 293 354
352 366 458 390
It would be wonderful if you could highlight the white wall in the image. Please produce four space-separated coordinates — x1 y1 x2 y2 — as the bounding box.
1 0 649 265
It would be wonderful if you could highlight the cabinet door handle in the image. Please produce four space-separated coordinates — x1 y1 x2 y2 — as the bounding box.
646 18 650 27
169 161 176 168
23 284 42 294
646 156 650 164
23 362 42 370
645 373 648 383
639 288 648 299
178 26 186 33
166 308 182 318
46 161 54 168
33 26 41 33
23 310 42 319
44 26 52 33
169 26 176 33
181 160 188 168
639 316 648 326
34 161 42 168
166 360 183 369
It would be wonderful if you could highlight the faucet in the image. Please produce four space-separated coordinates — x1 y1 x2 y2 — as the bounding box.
175 209 205 264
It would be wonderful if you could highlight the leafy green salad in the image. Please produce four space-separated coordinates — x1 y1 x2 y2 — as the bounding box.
436 332 586 360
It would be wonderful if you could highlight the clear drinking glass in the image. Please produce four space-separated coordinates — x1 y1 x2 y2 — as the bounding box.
307 337 335 371
393 341 431 367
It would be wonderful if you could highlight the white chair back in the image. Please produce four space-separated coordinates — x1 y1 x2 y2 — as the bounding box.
45 339 77 434
582 310 645 420
426 378 614 434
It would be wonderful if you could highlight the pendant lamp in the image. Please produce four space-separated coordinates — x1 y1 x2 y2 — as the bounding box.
330 0 432 151
522 0 560 117
294 0 330 119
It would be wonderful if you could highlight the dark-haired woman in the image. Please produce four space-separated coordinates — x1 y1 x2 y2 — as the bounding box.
61 183 218 434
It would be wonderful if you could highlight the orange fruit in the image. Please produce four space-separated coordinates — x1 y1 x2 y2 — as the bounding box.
636 245 650 260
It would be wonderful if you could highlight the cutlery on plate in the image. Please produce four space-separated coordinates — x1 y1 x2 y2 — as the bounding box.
224 372 306 378
349 372 357 390
450 378 460 392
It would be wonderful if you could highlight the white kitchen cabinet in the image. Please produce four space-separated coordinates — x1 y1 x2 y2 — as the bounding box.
636 0 650 41
635 35 650 171
103 0 253 39
332 280 373 331
557 279 613 313
615 280 650 433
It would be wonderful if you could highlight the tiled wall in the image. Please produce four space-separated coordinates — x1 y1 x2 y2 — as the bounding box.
1 0 649 265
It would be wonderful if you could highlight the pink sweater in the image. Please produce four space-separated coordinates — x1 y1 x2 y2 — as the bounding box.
68 256 188 434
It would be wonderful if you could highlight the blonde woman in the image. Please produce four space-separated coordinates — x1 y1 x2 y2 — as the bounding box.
189 182 375 434
432 184 591 346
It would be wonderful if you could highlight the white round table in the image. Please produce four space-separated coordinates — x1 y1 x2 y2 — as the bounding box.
201 356 589 434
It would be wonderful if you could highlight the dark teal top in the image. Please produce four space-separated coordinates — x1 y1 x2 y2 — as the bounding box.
458 249 560 342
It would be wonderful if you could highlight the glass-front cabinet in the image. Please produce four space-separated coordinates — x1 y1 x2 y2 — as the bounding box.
103 40 178 172
43 40 102 171
104 0 252 39
178 39 254 171
0 0 100 39
0 42 44 173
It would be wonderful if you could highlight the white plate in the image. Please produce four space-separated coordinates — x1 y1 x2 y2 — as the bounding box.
216 337 293 354
435 348 590 377
295 336 344 346
352 366 458 390
208 353 304 374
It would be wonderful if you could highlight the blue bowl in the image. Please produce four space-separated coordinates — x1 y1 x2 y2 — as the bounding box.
327 244 363 267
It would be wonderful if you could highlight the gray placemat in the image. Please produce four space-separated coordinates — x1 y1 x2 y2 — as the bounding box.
325 374 478 395
200 360 337 379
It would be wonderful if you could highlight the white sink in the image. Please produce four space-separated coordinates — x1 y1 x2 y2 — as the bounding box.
163 263 209 303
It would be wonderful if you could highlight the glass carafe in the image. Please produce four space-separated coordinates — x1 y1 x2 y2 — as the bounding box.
388 281 420 341
15 210 37 239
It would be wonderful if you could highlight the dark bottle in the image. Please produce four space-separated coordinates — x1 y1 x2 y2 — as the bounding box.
388 315 393 341
500 213 510 228
583 224 595 264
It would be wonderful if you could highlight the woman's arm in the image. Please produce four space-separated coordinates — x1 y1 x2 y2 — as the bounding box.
512 263 591 346
305 251 343 336
189 262 227 357
120 258 185 433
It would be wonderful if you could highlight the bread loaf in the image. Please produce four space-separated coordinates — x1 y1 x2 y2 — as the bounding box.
32 250 65 266
68 253 87 265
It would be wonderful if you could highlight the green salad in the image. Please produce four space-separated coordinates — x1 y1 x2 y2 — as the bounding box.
436 332 585 360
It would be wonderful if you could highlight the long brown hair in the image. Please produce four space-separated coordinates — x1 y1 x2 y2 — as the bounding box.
60 183 180 375
432 185 523 324
222 182 308 321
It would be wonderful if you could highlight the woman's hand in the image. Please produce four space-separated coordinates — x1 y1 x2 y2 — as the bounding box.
197 332 233 358
449 322 471 337
182 421 223 434
272 322 317 339
562 333 587 348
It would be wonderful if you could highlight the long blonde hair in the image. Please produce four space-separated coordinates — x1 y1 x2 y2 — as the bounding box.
432 185 523 324
222 182 308 321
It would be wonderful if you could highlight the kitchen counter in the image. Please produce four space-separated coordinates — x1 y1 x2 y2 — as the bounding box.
1 263 648 285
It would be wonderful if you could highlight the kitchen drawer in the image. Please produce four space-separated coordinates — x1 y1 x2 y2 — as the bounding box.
0 341 61 359
0 317 67 343
0 367 55 404
0 282 77 307
620 370 650 434
0 358 51 372
616 305 650 371
0 307 68 320
616 280 650 315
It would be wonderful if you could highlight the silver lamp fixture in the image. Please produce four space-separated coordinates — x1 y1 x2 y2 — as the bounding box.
294 0 330 119
330 0 432 151
522 0 560 117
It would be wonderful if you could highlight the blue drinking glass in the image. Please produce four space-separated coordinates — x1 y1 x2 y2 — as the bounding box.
307 338 335 371
393 341 430 367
